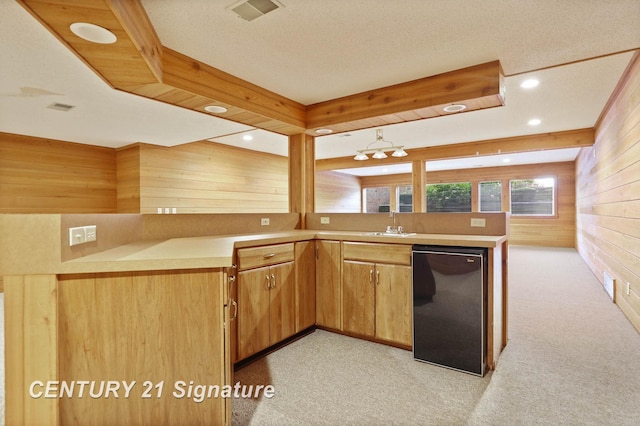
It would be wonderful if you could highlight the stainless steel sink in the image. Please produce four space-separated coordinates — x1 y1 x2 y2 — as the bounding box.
366 232 417 237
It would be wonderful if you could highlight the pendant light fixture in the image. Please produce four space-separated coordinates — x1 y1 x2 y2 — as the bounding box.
353 129 408 161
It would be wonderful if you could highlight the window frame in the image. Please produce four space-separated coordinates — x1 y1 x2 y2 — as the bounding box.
478 180 502 213
508 176 558 218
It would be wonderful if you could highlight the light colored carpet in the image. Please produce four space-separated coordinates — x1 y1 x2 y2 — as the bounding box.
468 246 640 425
233 330 490 425
233 246 640 425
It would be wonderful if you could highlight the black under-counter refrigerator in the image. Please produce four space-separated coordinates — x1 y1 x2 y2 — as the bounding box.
411 245 488 376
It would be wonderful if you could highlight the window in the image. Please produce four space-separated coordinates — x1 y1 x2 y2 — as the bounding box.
364 186 391 213
426 182 471 212
479 181 502 212
510 178 555 216
397 185 413 212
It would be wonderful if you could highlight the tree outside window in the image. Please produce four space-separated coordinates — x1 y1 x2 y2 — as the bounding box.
426 182 472 212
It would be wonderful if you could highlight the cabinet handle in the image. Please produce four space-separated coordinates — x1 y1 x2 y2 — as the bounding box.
376 270 380 286
263 253 276 259
315 246 320 260
230 299 238 321
271 273 276 288
266 274 271 289
369 269 373 284
227 275 236 307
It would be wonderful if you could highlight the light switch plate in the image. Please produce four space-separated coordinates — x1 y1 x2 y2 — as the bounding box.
69 227 86 246
261 218 270 226
320 217 330 224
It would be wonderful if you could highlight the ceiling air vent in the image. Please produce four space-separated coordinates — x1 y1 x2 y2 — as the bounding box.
47 102 75 112
229 0 283 21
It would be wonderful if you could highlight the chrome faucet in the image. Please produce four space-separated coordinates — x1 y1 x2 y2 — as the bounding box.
387 211 403 234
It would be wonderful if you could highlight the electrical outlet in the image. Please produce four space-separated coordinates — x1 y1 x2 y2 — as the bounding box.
261 218 270 226
85 225 97 242
157 207 163 214
321 216 330 224
69 227 86 246
470 218 486 227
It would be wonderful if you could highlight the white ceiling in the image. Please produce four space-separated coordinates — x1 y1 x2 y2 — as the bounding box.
1 0 639 175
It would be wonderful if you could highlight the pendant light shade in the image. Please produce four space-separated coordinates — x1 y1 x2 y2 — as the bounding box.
353 129 408 161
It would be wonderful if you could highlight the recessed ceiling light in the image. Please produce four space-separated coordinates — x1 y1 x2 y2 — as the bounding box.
69 22 117 44
443 104 467 113
503 158 511 163
528 118 541 126
315 128 333 134
204 105 228 113
520 78 540 89
242 134 253 141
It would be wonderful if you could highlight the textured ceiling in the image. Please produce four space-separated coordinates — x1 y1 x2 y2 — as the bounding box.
1 0 639 174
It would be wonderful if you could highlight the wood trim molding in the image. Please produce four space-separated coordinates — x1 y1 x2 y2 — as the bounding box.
594 50 640 130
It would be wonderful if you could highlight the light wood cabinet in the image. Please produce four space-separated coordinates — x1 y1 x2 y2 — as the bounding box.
373 263 412 345
342 242 412 346
295 241 316 332
236 244 296 361
4 269 232 426
315 240 342 330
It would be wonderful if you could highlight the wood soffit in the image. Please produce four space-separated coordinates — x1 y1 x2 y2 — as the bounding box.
18 0 505 138
315 128 596 171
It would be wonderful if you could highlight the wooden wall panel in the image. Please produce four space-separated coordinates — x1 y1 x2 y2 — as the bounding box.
354 161 576 247
576 53 640 333
315 170 361 212
138 141 289 213
116 144 141 213
0 132 117 213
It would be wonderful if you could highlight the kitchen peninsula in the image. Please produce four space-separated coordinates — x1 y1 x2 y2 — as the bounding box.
1 212 508 426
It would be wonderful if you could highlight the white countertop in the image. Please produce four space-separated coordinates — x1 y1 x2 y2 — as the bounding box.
59 230 506 274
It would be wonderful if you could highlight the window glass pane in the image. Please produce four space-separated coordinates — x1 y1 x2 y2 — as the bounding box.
426 182 471 212
398 185 413 212
364 187 391 213
510 178 555 215
479 181 502 212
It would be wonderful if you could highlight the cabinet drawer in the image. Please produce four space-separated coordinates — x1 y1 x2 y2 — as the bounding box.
343 242 411 266
237 243 295 270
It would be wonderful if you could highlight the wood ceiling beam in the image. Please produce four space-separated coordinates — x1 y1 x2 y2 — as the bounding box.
315 128 595 171
18 0 507 138
17 0 162 87
17 0 307 135
160 47 306 132
306 61 505 134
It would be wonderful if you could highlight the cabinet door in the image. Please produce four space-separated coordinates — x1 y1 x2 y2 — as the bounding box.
237 266 271 361
342 260 375 338
269 261 296 344
316 240 342 330
295 241 316 332
375 263 413 346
